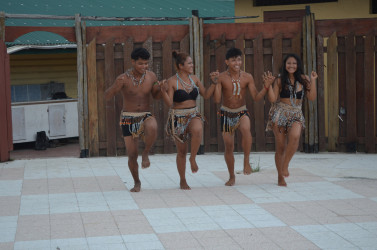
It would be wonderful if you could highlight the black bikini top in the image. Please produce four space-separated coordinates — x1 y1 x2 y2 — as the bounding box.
280 81 303 99
173 75 199 103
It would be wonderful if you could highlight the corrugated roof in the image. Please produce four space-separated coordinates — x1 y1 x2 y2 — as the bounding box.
4 0 234 45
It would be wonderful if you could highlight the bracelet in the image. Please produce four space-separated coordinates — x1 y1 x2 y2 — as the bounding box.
264 84 269 91
153 82 159 86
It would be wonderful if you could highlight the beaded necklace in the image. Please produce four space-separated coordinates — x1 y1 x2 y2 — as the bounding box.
176 73 194 92
227 70 241 97
287 78 304 107
126 68 146 87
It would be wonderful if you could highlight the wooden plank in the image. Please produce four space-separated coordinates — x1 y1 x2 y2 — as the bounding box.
355 36 365 139
86 25 189 44
215 34 226 152
364 33 375 153
203 22 301 40
162 36 175 153
96 45 106 147
123 37 133 72
82 21 89 156
180 33 190 55
0 12 5 41
236 34 244 153
316 18 377 37
302 16 309 152
114 44 124 155
310 13 319 153
253 34 266 151
104 39 117 156
345 32 357 144
316 34 326 151
291 32 301 56
244 39 255 150
143 37 153 71
87 38 99 156
203 34 211 153
5 51 12 152
272 33 283 76
0 41 10 162
75 14 86 157
338 37 347 139
327 32 339 151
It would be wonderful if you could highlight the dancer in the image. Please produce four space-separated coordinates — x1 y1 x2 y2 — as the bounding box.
105 48 161 192
211 47 272 186
263 53 317 186
160 51 215 190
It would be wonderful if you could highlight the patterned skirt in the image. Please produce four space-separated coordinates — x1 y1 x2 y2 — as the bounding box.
166 107 204 143
266 102 305 133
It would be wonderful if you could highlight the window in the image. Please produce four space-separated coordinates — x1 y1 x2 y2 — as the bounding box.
254 0 337 6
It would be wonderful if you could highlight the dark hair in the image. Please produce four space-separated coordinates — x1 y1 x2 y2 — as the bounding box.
280 53 310 92
226 47 242 60
131 48 150 60
172 51 190 70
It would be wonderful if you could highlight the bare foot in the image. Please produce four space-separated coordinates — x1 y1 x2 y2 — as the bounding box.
278 175 287 187
189 157 199 173
130 181 141 192
141 152 150 169
225 177 235 186
180 180 191 190
282 167 289 177
243 162 252 175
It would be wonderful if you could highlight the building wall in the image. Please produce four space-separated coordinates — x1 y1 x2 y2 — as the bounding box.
10 52 78 100
235 0 377 22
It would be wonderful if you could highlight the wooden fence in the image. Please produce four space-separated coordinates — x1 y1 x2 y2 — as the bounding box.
2 17 376 161
316 18 377 153
85 22 302 156
0 41 13 162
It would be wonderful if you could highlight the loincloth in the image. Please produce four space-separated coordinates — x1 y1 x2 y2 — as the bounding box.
218 105 249 135
166 107 204 143
119 111 153 138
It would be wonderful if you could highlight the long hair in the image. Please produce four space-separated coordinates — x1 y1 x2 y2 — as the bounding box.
280 53 310 92
172 51 190 71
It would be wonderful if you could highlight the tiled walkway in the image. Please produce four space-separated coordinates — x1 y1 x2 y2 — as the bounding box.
1 152 377 249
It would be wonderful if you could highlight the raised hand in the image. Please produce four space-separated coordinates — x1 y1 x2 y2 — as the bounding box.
311 71 318 80
262 71 275 88
209 70 220 84
159 79 168 92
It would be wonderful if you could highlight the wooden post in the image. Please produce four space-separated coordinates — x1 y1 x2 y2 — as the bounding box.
327 32 338 151
253 34 266 151
75 14 87 157
364 33 375 153
87 38 99 156
316 34 326 151
0 12 5 42
345 32 357 149
302 8 318 153
190 10 205 154
82 21 89 157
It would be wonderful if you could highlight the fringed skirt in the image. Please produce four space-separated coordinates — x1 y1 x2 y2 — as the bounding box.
266 102 305 133
120 111 152 138
166 107 204 143
219 105 249 135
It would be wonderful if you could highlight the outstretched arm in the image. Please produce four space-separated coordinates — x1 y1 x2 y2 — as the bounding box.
195 75 216 100
105 75 124 101
248 73 271 102
305 71 317 101
262 71 277 103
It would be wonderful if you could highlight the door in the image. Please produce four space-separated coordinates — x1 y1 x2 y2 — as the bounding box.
48 104 66 137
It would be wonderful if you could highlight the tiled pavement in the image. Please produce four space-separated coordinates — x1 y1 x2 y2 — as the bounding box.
1 152 377 250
